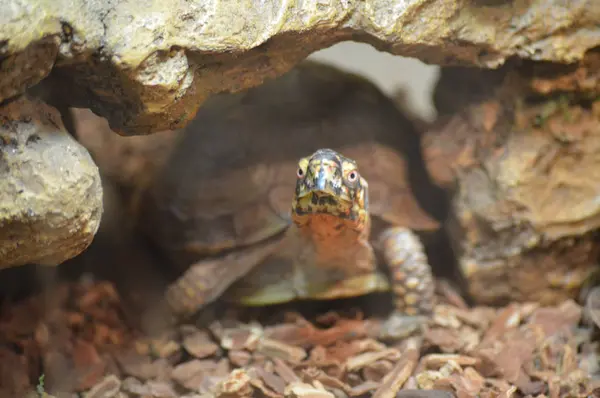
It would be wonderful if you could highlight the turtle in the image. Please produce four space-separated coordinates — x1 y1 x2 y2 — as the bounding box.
138 61 441 333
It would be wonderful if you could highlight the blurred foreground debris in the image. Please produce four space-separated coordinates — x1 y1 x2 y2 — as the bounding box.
0 279 598 397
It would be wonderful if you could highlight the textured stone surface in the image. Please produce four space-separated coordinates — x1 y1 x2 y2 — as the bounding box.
2 0 599 135
0 96 103 269
423 52 600 305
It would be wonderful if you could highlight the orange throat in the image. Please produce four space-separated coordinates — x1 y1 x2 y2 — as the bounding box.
293 212 368 251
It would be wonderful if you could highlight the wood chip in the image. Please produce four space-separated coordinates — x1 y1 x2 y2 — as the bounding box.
248 369 284 398
172 359 228 391
421 354 480 369
215 369 254 398
228 350 252 367
257 338 307 364
255 365 287 394
183 329 219 358
372 348 418 398
273 358 301 384
345 348 400 371
2 269 598 398
482 304 523 344
349 381 380 396
301 367 351 393
284 381 335 398
528 300 582 337
220 326 262 351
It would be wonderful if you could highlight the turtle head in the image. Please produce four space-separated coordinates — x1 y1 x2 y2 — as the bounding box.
292 148 368 233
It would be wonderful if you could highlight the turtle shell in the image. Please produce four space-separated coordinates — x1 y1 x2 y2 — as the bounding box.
138 61 438 279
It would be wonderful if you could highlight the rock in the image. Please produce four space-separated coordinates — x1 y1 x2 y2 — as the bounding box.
2 0 599 135
0 95 103 269
423 52 600 306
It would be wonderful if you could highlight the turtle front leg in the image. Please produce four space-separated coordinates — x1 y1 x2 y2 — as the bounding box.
377 226 435 339
165 239 281 318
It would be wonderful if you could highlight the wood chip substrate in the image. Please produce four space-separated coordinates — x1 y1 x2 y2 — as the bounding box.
0 279 599 398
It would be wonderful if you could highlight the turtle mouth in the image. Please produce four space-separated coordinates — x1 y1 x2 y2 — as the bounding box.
294 189 353 218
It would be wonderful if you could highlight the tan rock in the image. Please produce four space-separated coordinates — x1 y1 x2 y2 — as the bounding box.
0 95 103 269
2 0 599 135
423 57 600 305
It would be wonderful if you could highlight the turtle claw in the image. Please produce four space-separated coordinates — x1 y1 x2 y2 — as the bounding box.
377 312 427 341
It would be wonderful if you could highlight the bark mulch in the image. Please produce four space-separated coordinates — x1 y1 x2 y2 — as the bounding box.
1 279 599 398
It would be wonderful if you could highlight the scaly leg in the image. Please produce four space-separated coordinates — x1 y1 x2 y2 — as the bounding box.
165 238 281 318
377 226 435 339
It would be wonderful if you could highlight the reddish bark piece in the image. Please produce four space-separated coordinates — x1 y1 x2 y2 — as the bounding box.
273 358 301 384
372 348 418 398
423 328 464 353
229 350 252 367
254 365 287 395
172 359 228 392
183 329 219 358
528 300 582 337
72 339 106 391
257 338 307 364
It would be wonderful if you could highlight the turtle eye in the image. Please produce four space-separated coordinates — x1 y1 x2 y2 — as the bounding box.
296 167 305 178
347 170 358 182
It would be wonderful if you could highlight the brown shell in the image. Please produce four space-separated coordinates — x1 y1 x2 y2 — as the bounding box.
138 61 439 275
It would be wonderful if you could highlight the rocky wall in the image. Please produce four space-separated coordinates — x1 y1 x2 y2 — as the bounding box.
423 49 600 305
1 0 599 135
